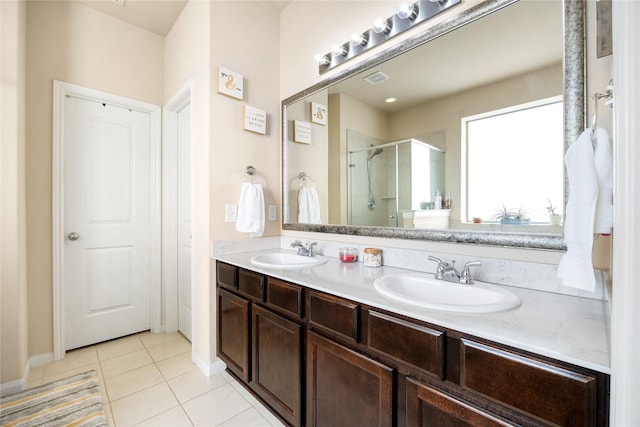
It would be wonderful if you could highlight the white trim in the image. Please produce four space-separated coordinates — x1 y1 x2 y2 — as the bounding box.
193 353 226 377
0 362 29 398
30 352 54 368
52 81 162 358
610 1 640 425
162 80 195 344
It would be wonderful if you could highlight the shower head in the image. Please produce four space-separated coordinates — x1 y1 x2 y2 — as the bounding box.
367 147 383 160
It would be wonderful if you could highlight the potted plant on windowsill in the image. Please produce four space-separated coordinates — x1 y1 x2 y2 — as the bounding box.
493 204 530 225
546 198 562 225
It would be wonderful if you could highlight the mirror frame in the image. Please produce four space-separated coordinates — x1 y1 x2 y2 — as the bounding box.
281 0 584 251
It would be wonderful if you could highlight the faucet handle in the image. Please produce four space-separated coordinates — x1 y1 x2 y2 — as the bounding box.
427 255 445 265
428 255 449 279
291 240 302 248
460 261 482 284
307 242 318 256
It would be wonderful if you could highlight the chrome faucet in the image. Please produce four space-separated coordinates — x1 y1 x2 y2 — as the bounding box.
291 240 317 257
428 255 482 285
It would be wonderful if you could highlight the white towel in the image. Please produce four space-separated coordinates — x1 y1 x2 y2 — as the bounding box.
558 128 598 292
236 182 264 237
298 186 322 224
593 128 613 234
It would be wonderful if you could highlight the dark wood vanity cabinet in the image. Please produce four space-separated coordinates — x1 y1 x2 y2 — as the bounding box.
215 261 609 427
306 331 393 427
217 287 250 381
252 305 303 427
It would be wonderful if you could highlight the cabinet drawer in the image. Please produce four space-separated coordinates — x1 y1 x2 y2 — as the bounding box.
216 262 237 290
366 309 445 379
238 269 264 302
460 339 598 426
406 378 514 427
308 291 359 343
266 278 304 319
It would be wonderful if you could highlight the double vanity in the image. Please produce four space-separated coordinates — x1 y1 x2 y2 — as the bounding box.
213 248 610 427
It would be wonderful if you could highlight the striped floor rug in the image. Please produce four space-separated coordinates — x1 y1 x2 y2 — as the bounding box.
0 370 107 427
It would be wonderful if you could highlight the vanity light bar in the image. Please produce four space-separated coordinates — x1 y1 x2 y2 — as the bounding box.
317 0 461 74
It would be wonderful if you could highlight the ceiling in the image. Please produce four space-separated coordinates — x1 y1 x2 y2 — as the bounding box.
78 0 292 36
329 0 562 113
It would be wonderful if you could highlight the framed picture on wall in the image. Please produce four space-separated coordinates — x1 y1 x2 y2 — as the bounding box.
294 120 312 144
217 66 244 100
311 102 327 125
243 105 267 134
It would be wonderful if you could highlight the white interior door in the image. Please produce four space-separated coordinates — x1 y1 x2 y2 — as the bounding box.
177 102 192 340
64 95 157 350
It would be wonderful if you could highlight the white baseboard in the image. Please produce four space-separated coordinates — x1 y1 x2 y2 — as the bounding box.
30 352 54 367
0 375 26 398
193 353 226 376
0 352 55 397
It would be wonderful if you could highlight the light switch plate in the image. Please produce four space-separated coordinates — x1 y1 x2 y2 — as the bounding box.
225 204 237 222
268 205 277 221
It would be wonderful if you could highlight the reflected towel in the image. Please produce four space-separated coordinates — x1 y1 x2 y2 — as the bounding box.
298 186 322 224
558 128 598 292
593 128 613 234
236 182 264 237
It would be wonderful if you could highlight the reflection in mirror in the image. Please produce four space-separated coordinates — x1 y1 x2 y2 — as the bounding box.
282 0 584 250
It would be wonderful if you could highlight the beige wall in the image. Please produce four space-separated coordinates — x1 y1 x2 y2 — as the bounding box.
164 0 213 367
25 1 165 357
1 0 29 386
209 1 281 239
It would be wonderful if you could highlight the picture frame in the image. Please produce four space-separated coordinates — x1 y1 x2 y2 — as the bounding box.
243 105 267 135
217 66 244 100
294 120 312 144
310 102 327 125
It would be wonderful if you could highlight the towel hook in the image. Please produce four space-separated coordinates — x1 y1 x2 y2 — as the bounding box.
246 165 257 176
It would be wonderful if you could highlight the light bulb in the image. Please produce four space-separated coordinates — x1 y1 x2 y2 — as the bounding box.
350 32 368 47
397 2 418 20
314 53 330 66
372 17 391 34
331 43 347 57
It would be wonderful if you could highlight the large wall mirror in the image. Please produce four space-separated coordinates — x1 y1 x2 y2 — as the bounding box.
282 0 585 250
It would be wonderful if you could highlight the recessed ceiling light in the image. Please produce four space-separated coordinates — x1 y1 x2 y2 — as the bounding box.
385 97 397 103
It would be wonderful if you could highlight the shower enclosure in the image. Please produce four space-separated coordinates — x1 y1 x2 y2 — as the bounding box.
347 131 445 227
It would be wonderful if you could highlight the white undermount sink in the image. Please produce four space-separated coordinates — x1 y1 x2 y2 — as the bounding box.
373 273 521 313
250 251 328 269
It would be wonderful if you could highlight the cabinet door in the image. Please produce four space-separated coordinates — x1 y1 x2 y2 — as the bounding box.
252 305 302 427
217 288 250 381
406 378 514 427
307 331 393 427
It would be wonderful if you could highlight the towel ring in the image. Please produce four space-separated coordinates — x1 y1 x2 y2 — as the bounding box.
299 172 315 188
243 165 264 184
591 80 614 131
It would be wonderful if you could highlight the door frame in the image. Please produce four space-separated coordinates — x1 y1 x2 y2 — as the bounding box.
52 80 162 360
162 80 195 341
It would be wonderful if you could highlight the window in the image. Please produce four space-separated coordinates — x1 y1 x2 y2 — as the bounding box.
462 97 563 223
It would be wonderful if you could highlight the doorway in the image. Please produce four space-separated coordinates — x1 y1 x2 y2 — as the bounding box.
52 81 161 358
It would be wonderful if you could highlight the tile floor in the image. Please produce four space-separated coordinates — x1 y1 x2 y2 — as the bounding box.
27 332 286 427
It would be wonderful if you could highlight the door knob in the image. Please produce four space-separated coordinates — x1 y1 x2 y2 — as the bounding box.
67 232 80 241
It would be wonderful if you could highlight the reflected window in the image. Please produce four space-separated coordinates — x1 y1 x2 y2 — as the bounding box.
463 96 563 223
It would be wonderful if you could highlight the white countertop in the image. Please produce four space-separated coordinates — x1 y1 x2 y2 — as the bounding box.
213 249 610 374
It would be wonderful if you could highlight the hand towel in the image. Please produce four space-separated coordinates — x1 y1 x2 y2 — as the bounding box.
557 128 598 292
236 182 264 237
298 186 322 224
593 127 613 234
